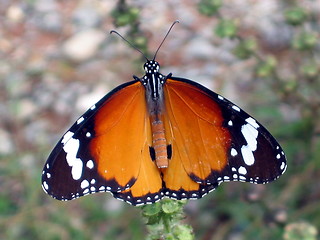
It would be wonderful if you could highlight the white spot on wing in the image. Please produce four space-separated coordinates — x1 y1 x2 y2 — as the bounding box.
42 181 49 191
280 162 286 171
83 189 89 194
241 145 255 165
61 131 74 144
240 123 259 165
77 117 84 125
62 134 83 180
232 105 241 112
86 160 94 169
71 159 83 180
241 123 258 151
218 95 224 100
239 176 246 181
246 117 259 129
81 180 89 189
282 163 287 173
238 166 247 175
90 105 96 110
231 148 238 156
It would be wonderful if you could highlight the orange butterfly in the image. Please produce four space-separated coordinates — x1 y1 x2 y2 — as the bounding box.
42 22 286 206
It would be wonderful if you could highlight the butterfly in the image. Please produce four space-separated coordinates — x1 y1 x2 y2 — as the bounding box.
42 22 287 206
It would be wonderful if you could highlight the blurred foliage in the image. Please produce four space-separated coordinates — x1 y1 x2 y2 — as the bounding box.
233 38 258 60
255 56 277 78
197 0 222 16
111 0 149 58
1 0 320 240
214 19 238 38
199 0 320 239
284 7 309 26
291 31 318 50
284 222 318 240
111 0 139 27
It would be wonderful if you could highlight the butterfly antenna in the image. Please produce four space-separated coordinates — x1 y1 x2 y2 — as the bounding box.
110 30 149 61
153 20 180 61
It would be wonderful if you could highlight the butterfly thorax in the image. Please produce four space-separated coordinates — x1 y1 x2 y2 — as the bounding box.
141 61 165 104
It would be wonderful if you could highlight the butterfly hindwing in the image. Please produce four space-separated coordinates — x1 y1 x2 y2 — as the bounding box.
159 78 229 199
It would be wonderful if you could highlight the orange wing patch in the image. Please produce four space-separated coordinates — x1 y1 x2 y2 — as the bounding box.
90 82 162 197
113 142 164 205
163 79 231 187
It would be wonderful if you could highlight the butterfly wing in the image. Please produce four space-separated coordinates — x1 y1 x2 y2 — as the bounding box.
42 74 287 205
162 77 287 199
42 80 163 204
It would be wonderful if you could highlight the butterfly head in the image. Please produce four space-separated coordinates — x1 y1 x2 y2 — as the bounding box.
144 60 160 75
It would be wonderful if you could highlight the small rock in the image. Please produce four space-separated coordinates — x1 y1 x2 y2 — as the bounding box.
17 99 38 120
72 7 101 29
185 37 216 60
39 11 63 32
63 29 106 62
6 4 25 23
0 129 14 154
34 0 58 12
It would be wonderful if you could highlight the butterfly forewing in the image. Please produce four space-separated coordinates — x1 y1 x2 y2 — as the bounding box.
164 77 286 188
42 80 162 202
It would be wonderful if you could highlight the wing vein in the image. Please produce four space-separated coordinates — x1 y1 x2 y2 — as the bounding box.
169 85 217 125
95 90 141 137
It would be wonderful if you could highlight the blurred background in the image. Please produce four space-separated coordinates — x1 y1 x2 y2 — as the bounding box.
1 0 319 239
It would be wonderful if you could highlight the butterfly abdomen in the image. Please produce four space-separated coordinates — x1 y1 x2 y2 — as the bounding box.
151 118 168 168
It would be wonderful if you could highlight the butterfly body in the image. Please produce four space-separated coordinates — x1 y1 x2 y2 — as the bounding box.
137 60 170 168
42 59 287 206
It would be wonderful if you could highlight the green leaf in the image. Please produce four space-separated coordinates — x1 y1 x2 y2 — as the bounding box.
284 222 318 240
255 56 277 78
173 225 194 240
112 7 139 27
292 32 317 50
141 202 162 216
161 200 181 214
284 7 308 26
198 0 222 16
215 19 238 38
301 62 319 78
233 38 257 59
